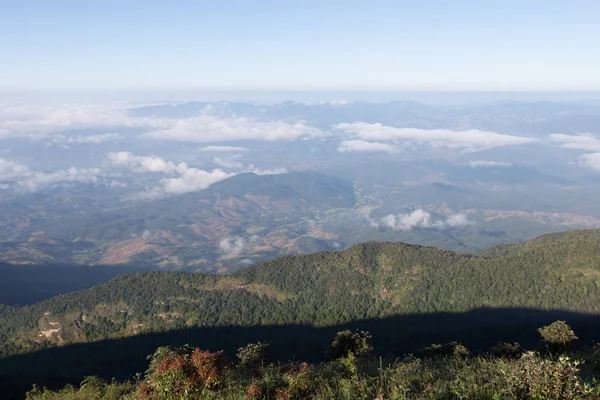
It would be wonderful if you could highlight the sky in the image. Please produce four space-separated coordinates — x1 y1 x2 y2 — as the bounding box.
1 0 600 91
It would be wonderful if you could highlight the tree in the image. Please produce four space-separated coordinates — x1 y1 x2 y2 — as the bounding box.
538 320 578 353
327 330 373 360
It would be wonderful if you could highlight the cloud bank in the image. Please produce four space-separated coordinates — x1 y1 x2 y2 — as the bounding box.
337 140 401 154
370 209 470 231
469 160 513 167
108 151 234 195
549 133 600 171
335 123 535 153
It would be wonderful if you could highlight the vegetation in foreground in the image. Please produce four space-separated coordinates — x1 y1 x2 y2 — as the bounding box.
25 321 600 400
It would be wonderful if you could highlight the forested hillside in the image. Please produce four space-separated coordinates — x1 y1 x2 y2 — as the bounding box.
2 228 600 359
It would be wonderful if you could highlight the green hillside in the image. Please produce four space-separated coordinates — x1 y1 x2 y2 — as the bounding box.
2 228 600 359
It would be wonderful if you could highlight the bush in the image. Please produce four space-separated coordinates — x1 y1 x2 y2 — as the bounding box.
538 320 578 353
504 351 594 399
416 342 470 359
136 345 228 399
490 342 523 358
237 341 271 369
327 330 373 360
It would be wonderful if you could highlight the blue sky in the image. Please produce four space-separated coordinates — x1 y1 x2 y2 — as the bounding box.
1 0 600 91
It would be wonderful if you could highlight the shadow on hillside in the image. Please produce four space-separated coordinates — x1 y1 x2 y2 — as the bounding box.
2 307 600 399
0 264 153 306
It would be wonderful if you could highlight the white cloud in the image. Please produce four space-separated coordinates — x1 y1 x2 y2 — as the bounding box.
219 236 260 257
52 133 122 144
108 151 186 174
370 209 469 231
337 140 401 154
198 146 248 152
140 115 324 143
446 213 470 227
469 160 513 167
108 151 235 195
578 153 600 171
161 168 234 194
219 237 246 256
17 167 105 191
335 123 535 153
0 103 156 139
0 158 106 191
549 133 600 151
0 158 29 180
549 134 600 171
214 157 244 170
0 102 322 145
214 156 287 175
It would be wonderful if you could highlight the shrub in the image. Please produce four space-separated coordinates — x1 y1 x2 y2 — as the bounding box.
237 342 271 369
416 342 470 359
504 351 594 399
327 330 373 360
490 342 523 358
137 345 228 399
538 320 578 353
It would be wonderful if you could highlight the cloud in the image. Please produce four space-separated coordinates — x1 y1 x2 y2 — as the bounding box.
17 167 105 191
108 151 186 174
0 102 322 145
0 158 107 191
219 236 260 257
52 133 122 144
337 140 401 154
0 103 156 139
549 134 600 171
446 213 470 227
214 157 244 170
140 115 324 143
469 160 513 167
214 156 287 175
335 123 535 153
370 209 469 231
198 146 248 152
549 133 600 151
578 153 600 171
161 168 234 194
219 237 246 256
0 158 29 180
108 151 235 195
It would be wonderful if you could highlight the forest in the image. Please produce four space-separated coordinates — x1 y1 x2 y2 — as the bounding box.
2 228 600 397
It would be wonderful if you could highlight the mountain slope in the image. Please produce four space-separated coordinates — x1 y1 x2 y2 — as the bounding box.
2 228 600 358
0 172 356 269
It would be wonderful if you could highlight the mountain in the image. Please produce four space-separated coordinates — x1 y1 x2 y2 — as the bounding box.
2 228 600 360
0 172 356 270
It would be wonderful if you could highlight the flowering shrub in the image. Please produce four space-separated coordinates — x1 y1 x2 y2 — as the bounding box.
135 346 228 400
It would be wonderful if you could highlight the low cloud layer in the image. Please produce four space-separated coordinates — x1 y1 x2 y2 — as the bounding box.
0 158 28 180
336 123 535 153
0 102 324 145
51 133 122 145
370 209 470 231
549 133 600 171
108 151 234 195
219 235 260 257
469 160 513 167
198 146 248 152
337 140 401 154
140 115 324 143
